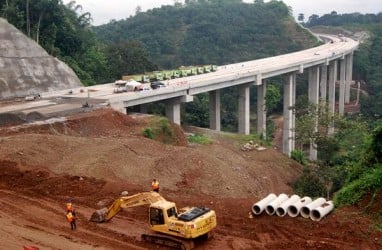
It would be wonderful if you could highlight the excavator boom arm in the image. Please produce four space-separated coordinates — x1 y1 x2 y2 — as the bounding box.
90 191 166 222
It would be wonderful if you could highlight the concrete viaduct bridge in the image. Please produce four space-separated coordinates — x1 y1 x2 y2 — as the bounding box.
107 34 359 160
28 34 357 160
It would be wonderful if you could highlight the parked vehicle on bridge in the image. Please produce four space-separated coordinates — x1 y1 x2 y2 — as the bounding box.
151 81 167 89
125 80 143 91
113 79 143 93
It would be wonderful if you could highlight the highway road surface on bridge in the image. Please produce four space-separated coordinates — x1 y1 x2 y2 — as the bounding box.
0 34 358 118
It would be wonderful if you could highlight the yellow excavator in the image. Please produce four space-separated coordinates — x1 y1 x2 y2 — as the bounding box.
90 191 217 250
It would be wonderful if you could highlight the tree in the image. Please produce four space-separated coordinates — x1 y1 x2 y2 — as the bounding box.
105 40 157 79
265 84 281 114
307 14 319 25
135 5 141 14
297 13 304 23
362 125 382 166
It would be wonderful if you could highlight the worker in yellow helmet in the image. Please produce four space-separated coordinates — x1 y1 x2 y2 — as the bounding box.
66 201 73 213
152 179 159 192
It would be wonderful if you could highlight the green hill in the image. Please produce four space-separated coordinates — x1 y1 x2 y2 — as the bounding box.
93 0 319 69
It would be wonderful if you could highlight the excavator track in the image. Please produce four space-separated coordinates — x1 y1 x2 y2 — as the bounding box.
141 233 195 250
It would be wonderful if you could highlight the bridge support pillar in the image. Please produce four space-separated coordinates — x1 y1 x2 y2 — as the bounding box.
238 83 251 135
308 67 319 161
165 101 181 125
345 53 354 103
320 65 328 103
165 95 193 125
140 104 148 114
328 60 337 135
257 80 266 139
282 73 296 157
339 58 346 116
209 90 221 131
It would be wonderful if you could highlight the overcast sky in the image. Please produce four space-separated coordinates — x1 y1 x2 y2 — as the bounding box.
63 0 382 26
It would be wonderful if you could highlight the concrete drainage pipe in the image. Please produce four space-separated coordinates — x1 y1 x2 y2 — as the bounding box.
300 197 326 218
265 193 288 215
310 201 334 221
252 193 277 215
276 194 300 217
287 196 312 217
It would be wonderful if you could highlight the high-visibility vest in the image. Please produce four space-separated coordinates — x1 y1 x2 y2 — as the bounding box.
66 212 74 222
152 181 159 190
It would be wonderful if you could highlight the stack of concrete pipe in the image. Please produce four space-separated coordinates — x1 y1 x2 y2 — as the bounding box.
251 193 334 221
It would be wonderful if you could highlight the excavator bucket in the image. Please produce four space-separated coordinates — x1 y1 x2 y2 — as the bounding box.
89 207 108 223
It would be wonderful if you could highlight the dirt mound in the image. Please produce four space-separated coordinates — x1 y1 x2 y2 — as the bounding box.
0 110 300 198
25 111 46 122
0 108 380 249
0 112 26 126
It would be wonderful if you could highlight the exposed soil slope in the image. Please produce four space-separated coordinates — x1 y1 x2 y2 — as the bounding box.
0 108 381 249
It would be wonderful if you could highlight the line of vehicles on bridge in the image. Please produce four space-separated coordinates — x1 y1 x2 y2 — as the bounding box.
113 65 217 93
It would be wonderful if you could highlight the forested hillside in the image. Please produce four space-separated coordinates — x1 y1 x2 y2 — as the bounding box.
94 0 318 70
288 12 382 223
1 0 318 85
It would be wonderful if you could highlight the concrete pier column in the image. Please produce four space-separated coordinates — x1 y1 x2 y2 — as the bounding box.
339 58 346 116
165 99 181 125
320 65 328 103
283 73 296 157
257 80 266 138
238 83 251 135
140 104 148 114
209 90 221 131
165 95 193 125
345 53 354 103
308 67 320 161
292 74 296 150
328 60 337 135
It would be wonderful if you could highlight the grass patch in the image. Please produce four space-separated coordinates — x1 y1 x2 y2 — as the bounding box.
372 213 382 232
142 117 174 143
334 166 382 206
188 134 212 144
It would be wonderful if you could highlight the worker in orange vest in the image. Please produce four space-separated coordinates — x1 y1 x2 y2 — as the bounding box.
66 199 77 230
152 179 159 192
66 211 76 230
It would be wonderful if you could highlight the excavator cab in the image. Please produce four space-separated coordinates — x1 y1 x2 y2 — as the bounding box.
148 200 216 239
150 205 177 225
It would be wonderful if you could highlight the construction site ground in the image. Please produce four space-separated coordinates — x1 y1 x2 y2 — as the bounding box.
0 108 381 250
